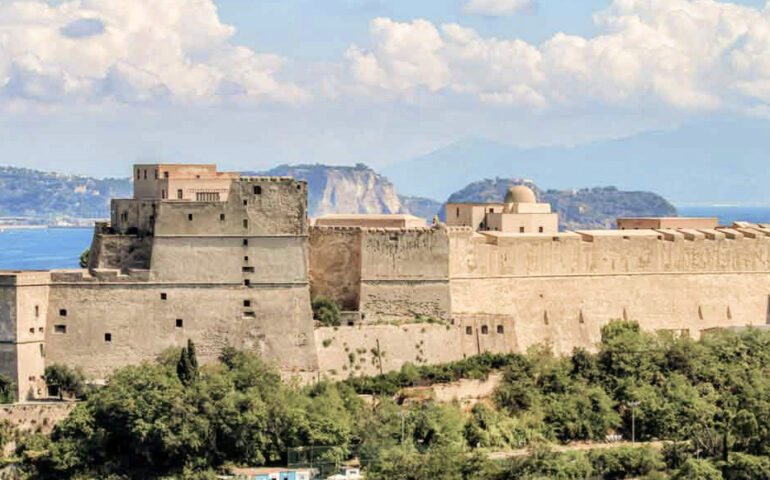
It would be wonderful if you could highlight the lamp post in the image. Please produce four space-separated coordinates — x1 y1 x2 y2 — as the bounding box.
628 401 641 443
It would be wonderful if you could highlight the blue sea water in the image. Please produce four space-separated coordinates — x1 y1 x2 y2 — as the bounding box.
0 228 92 270
0 206 769 271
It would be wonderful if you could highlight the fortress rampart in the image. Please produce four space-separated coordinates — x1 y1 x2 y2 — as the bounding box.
2 166 769 399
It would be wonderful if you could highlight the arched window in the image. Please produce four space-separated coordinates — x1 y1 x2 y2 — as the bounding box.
481 325 488 335
497 325 504 334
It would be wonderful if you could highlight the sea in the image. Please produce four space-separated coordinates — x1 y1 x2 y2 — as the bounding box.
0 206 769 271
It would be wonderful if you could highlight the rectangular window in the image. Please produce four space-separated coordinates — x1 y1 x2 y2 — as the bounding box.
59 309 67 317
497 325 504 334
40 344 45 358
29 328 34 334
143 170 147 180
538 226 544 233
104 333 112 343
244 300 251 307
253 186 262 195
456 207 460 217
196 192 220 202
481 325 489 334
243 311 256 319
242 266 255 273
164 171 169 179
519 227 525 233
136 169 141 180
220 213 226 221
54 325 67 334
35 305 39 317
160 293 167 300
242 239 249 246
155 169 158 179
243 219 248 228
177 189 183 199
176 319 183 328
188 214 193 221
244 279 251 286
244 256 249 262
465 326 473 335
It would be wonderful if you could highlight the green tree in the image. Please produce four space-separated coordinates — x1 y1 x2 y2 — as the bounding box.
0 374 15 403
79 248 90 268
311 296 341 327
44 364 85 400
176 339 199 386
673 458 723 480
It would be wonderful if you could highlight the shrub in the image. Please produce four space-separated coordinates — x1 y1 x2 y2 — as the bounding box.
312 297 341 327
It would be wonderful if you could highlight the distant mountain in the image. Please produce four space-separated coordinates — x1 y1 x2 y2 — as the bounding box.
258 164 409 217
382 119 770 206
399 196 443 221
0 166 130 221
441 178 677 230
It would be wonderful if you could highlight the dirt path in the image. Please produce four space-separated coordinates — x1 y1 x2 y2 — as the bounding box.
487 440 665 460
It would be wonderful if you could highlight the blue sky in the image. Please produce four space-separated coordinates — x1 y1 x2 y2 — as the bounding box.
2 0 770 186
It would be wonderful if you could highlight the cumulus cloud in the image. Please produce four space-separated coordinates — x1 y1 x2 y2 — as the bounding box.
462 0 534 17
345 0 770 113
0 0 308 106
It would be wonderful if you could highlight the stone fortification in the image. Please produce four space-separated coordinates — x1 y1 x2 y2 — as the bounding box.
2 167 770 400
0 168 317 401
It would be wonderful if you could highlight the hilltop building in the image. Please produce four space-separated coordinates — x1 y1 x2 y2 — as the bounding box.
2 165 770 400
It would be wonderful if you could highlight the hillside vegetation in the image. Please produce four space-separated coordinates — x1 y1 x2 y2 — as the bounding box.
0 166 130 221
441 177 677 229
11 322 770 479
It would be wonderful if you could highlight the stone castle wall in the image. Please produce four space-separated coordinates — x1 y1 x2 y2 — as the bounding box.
313 225 770 378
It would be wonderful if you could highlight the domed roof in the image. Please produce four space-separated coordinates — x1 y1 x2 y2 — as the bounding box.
504 185 537 204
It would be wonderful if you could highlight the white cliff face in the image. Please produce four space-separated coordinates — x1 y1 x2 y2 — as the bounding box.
316 168 405 216
258 164 408 217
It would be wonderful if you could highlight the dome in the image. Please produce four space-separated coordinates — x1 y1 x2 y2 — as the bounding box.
504 185 537 204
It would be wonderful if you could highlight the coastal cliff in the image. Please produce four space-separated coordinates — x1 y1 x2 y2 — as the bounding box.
259 164 409 217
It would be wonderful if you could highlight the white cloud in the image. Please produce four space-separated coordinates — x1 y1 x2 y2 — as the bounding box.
462 0 534 17
0 0 309 106
345 0 770 113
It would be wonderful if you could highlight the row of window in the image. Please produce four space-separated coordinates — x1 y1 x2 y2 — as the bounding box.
136 169 169 180
466 325 505 335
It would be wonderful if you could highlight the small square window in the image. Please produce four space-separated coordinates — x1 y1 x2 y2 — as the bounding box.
519 227 525 233
104 333 112 343
244 256 249 262
176 319 183 328
465 326 472 335
38 327 43 332
160 293 167 300
54 325 67 334
243 200 248 206
59 309 67 317
220 214 226 221
244 279 251 286
253 186 262 195
244 300 251 307
538 227 544 233
29 328 34 334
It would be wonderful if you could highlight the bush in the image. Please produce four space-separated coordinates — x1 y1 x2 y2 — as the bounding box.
672 458 723 480
312 297 341 327
79 248 90 269
0 375 15 404
588 446 665 480
44 364 86 400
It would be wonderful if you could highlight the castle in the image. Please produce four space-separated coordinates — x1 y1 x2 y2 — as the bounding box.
2 164 770 400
